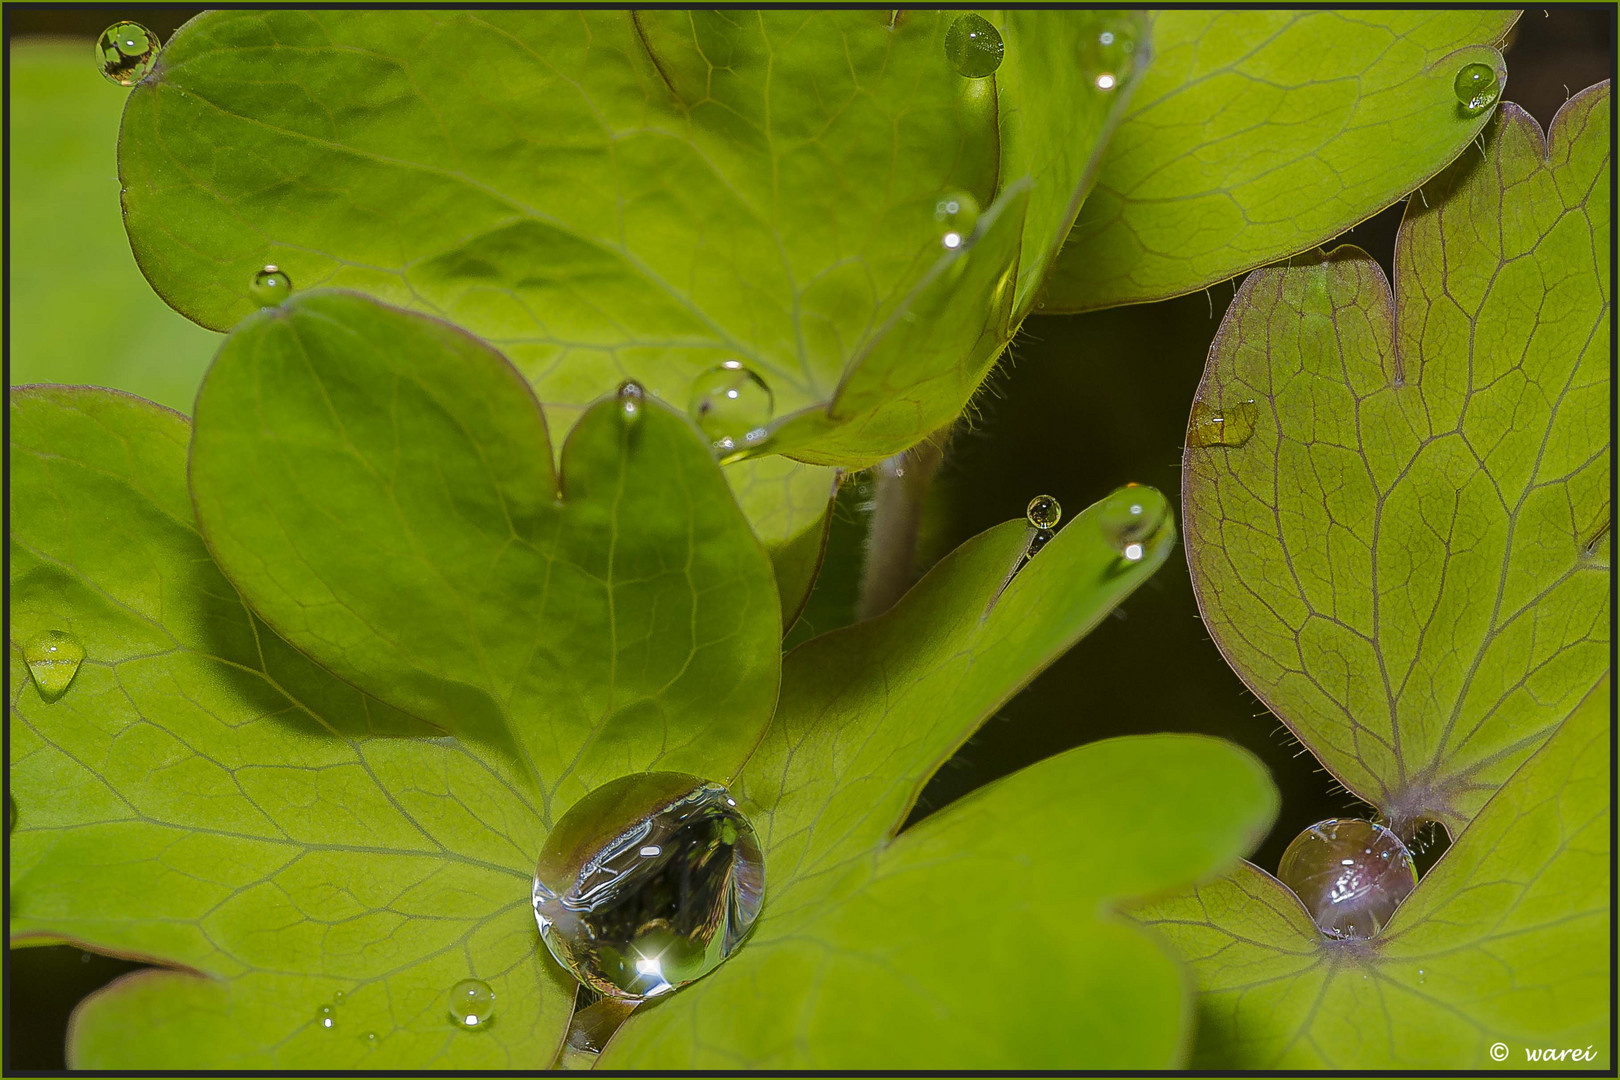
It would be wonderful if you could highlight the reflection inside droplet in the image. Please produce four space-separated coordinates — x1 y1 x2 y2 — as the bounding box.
25 629 85 701
1277 818 1417 939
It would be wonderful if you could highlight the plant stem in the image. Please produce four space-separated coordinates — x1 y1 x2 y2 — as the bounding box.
856 428 949 620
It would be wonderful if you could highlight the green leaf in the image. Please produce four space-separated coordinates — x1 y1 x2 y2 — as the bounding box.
188 291 781 820
1132 674 1610 1069
1181 87 1610 835
1040 12 1516 312
117 10 1143 466
9 387 573 1067
602 491 1279 1067
724 457 839 632
7 40 218 412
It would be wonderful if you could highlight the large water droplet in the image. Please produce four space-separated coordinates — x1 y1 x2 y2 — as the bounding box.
250 266 292 307
1025 495 1061 530
934 191 980 251
1080 18 1138 91
96 22 159 86
533 773 765 1000
1453 62 1500 115
448 979 495 1030
1187 398 1258 448
944 14 1004 78
1096 485 1168 562
1277 818 1416 939
687 362 773 451
25 630 84 701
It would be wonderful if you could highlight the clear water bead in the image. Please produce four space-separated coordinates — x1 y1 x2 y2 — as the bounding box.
1277 818 1417 939
250 266 292 307
25 630 85 701
944 14 1004 79
1096 484 1168 561
934 191 980 251
1081 18 1138 91
533 773 765 1000
316 1004 335 1030
447 979 495 1030
687 362 773 451
1453 62 1500 115
1026 494 1061 530
96 22 159 86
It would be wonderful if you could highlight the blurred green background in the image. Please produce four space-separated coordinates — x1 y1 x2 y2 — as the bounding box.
6 8 1613 1069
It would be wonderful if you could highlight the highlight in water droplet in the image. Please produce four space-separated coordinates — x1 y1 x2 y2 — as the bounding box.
25 630 85 701
363 1031 379 1048
1080 18 1137 91
96 22 159 86
944 14 1004 78
533 773 764 1000
1453 62 1500 115
317 1004 335 1030
1277 818 1416 939
1096 485 1168 560
250 266 292 307
448 979 495 1030
1187 398 1258 449
331 990 346 1005
934 191 980 251
1025 494 1061 530
687 362 773 451
617 380 645 425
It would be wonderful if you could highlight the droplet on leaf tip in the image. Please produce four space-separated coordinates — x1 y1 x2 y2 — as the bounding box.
1453 62 1500 115
249 266 292 307
944 14 1004 78
25 630 85 701
616 379 645 425
96 22 159 85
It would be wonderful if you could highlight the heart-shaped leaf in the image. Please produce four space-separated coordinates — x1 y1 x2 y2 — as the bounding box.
1040 11 1516 312
1131 674 1610 1068
117 10 1146 467
1181 86 1610 835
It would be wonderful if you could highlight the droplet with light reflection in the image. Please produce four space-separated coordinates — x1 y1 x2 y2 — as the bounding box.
1277 818 1417 939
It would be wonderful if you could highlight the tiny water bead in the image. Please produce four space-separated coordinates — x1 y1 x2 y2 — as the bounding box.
1026 494 1061 531
934 191 980 251
25 630 85 701
1096 484 1168 562
250 266 292 307
1187 398 1258 449
533 772 765 1000
617 379 645 424
1277 818 1417 939
96 22 159 86
1454 62 1501 115
448 979 495 1030
687 361 773 451
1080 18 1138 91
363 1032 379 1048
316 1004 335 1030
944 14 1004 79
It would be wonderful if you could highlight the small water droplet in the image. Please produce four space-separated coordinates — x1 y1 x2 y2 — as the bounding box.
1188 398 1258 448
1417 968 1427 984
448 979 495 1030
944 14 1004 78
331 990 346 1005
617 380 645 425
363 1031 379 1047
1080 18 1138 91
533 773 765 1000
96 22 159 86
1454 62 1500 115
934 191 980 251
1096 485 1168 560
1025 494 1061 530
687 362 773 451
25 630 85 701
317 1004 336 1030
250 266 292 307
1278 818 1416 939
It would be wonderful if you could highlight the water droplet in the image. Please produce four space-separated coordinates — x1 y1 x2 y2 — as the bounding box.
448 979 495 1030
1096 485 1168 561
331 990 346 1005
944 14 1004 78
934 191 980 251
1188 398 1258 448
1417 968 1427 984
687 362 773 451
316 1004 335 1030
1277 818 1416 939
363 1031 379 1048
1026 495 1062 530
1454 62 1501 115
250 266 292 307
25 630 84 701
617 380 645 425
1080 18 1138 91
533 773 765 1000
96 22 159 86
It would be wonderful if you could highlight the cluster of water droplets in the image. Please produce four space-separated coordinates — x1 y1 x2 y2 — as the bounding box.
1277 818 1418 939
96 22 159 86
533 773 764 1001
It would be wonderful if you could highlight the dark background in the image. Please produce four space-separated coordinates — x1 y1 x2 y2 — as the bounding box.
6 6 1614 1070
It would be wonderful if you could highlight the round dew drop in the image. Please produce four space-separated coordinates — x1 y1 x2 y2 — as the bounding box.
448 979 495 1030
1025 494 1062 531
944 14 1004 79
687 362 773 451
1277 818 1417 939
1080 18 1138 91
96 22 159 86
250 266 292 307
532 772 765 1000
934 191 980 251
1453 62 1500 115
1095 485 1167 561
25 630 85 701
